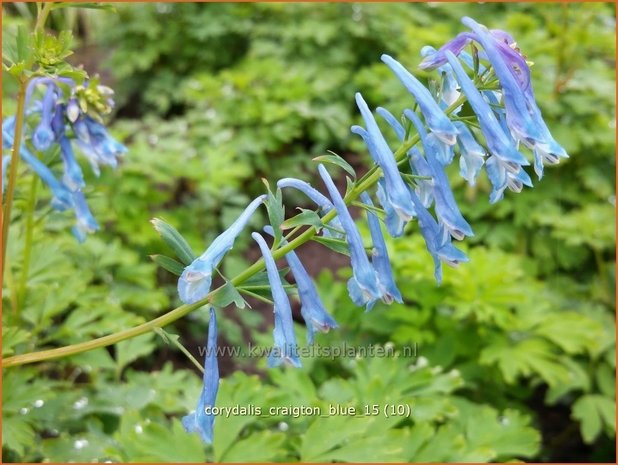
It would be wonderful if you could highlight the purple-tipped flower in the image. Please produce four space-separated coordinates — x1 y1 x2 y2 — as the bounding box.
32 84 57 152
318 164 382 306
360 192 403 305
409 189 469 284
419 32 476 71
178 195 266 304
453 121 486 185
355 93 415 223
252 232 301 368
183 307 219 445
71 191 99 243
382 54 458 145
264 226 338 344
404 109 473 241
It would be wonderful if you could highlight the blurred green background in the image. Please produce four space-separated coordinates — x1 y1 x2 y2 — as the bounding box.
2 2 616 462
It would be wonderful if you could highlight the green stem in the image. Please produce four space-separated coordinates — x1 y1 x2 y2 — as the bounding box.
35 2 53 33
2 95 466 368
17 174 38 311
2 80 28 278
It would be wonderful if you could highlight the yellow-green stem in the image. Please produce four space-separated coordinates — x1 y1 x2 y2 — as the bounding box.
17 174 38 311
2 95 466 368
2 80 28 277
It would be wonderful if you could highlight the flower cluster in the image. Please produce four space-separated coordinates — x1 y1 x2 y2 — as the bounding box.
178 17 567 444
2 77 126 241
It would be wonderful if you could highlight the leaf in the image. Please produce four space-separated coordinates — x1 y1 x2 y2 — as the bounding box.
150 218 197 265
115 333 156 374
572 394 616 443
149 254 185 276
2 326 30 356
311 236 350 256
220 431 285 462
210 281 246 309
313 152 356 179
280 209 323 230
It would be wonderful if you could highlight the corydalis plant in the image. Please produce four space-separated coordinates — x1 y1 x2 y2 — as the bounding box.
2 77 126 241
166 17 567 445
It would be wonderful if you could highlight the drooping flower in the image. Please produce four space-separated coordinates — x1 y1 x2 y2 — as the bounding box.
51 104 85 191
252 232 301 368
360 192 403 305
461 17 568 178
350 124 410 238
182 307 219 445
407 147 434 208
32 84 57 152
71 191 99 243
404 109 473 241
178 195 266 304
264 225 338 344
409 189 469 284
317 164 382 306
445 50 531 201
355 93 415 224
382 54 458 145
452 121 486 185
74 116 127 175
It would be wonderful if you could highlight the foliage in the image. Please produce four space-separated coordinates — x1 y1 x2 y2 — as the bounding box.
2 2 616 463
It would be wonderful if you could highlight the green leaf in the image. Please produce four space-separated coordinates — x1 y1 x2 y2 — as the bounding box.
149 254 185 276
220 431 285 462
211 281 247 309
572 394 616 443
313 152 356 179
150 218 197 265
115 333 156 374
312 236 350 256
280 209 323 230
2 326 30 356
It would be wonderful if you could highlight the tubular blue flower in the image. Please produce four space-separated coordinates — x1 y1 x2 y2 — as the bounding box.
252 232 301 368
74 116 127 175
382 54 458 145
409 189 469 284
461 17 568 178
407 147 434 208
3 123 73 211
445 51 529 177
32 84 57 152
486 155 533 204
360 192 402 305
453 121 486 185
264 226 338 344
276 178 343 237
183 307 219 445
71 191 99 243
421 46 460 108
418 32 476 71
404 109 473 241
178 195 266 304
51 104 85 191
376 107 405 141
355 93 415 224
317 164 382 306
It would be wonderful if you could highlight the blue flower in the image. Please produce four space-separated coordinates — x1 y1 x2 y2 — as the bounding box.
51 104 85 191
461 17 568 178
74 116 127 175
178 195 266 304
407 148 434 208
264 226 338 344
486 155 533 204
360 192 402 305
409 189 469 284
182 307 220 445
404 109 473 241
418 32 476 71
32 84 57 152
252 232 301 368
445 51 530 186
355 93 415 223
421 46 461 108
277 178 343 237
71 191 99 243
318 164 382 306
452 121 486 185
382 54 458 145
376 107 405 141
